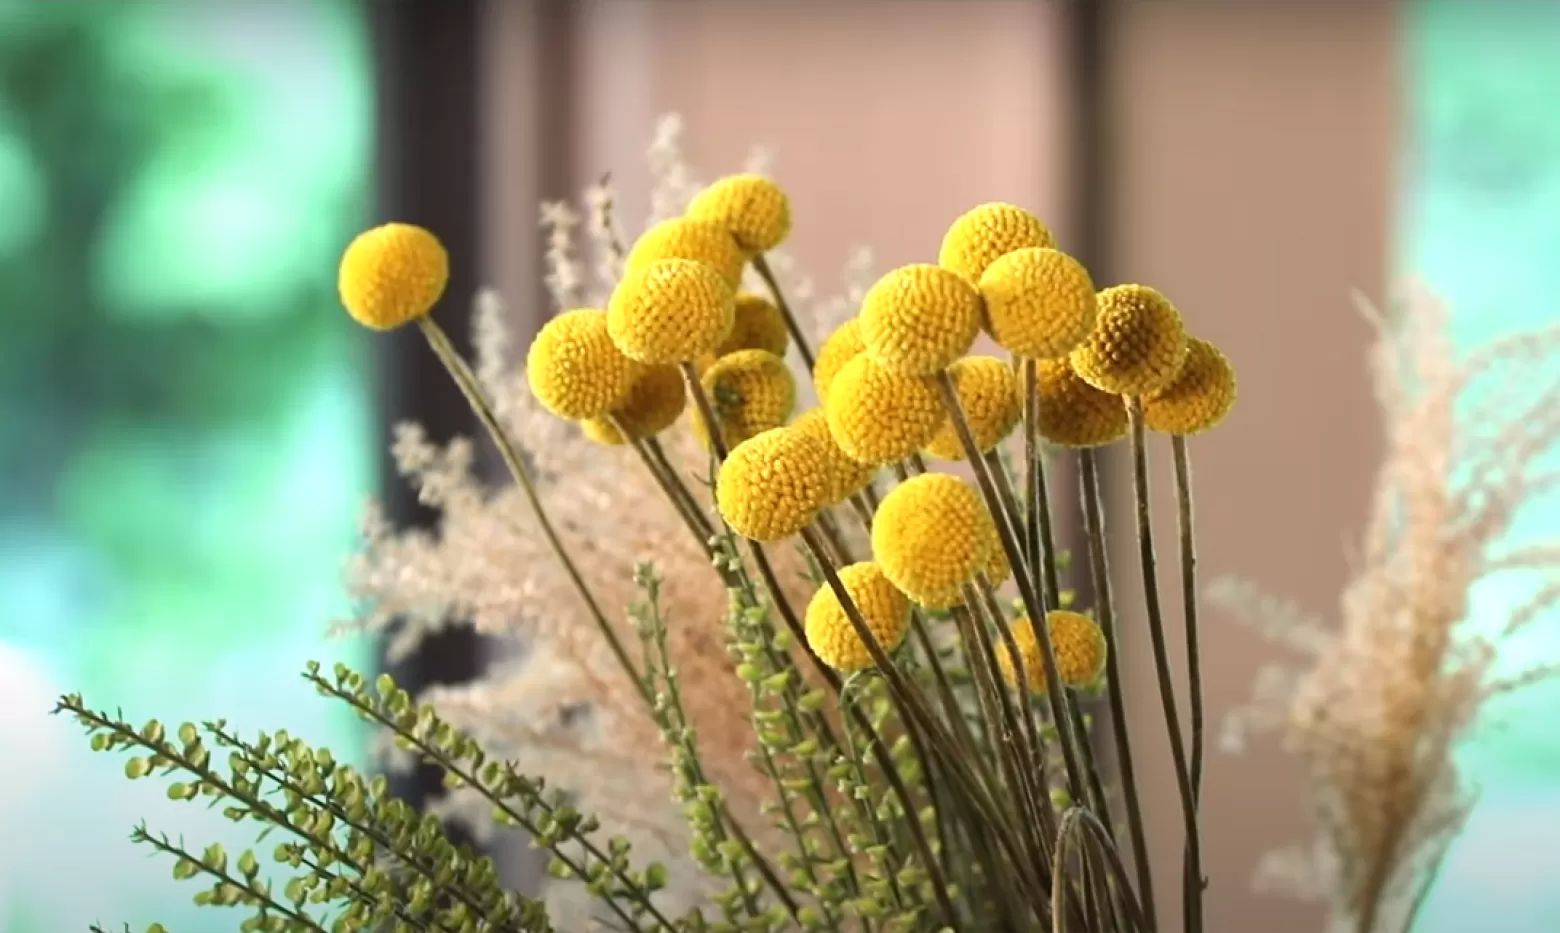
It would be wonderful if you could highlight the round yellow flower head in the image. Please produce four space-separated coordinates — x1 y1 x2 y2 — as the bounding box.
859 264 984 375
979 247 1097 359
625 216 747 289
813 319 866 404
1069 284 1188 396
338 222 449 330
1032 359 1128 448
685 174 792 254
872 472 990 608
694 349 796 449
791 408 876 504
526 308 641 420
825 355 945 466
717 292 790 357
976 512 1011 587
608 258 735 364
716 427 831 541
804 561 912 673
924 356 1022 460
581 364 686 445
1000 611 1108 692
937 202 1057 285
1143 337 1237 436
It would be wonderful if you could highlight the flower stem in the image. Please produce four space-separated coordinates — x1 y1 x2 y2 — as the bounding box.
680 359 731 461
1125 395 1203 933
1080 448 1157 928
751 252 818 373
1172 435 1206 807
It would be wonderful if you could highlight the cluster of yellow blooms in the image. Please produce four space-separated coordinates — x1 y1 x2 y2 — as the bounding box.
335 179 1236 700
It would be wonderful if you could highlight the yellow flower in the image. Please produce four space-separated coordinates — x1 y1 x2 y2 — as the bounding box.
804 561 912 673
979 247 1097 359
716 427 831 541
1069 284 1187 396
999 611 1107 691
937 202 1056 285
717 292 790 357
608 258 735 364
338 222 449 330
685 174 791 254
872 472 990 608
923 356 1021 460
1032 359 1128 448
581 364 686 445
791 409 876 504
694 349 796 449
825 355 945 466
526 309 641 420
1143 337 1237 435
625 216 747 290
813 319 865 404
977 516 1011 588
859 264 984 375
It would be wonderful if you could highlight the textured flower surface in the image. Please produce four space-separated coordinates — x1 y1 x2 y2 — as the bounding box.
1069 283 1188 396
859 263 984 375
872 472 990 608
804 561 912 672
718 292 790 357
526 308 641 420
825 354 945 465
812 318 866 403
1032 358 1129 448
924 355 1022 460
581 364 687 445
695 349 796 448
338 222 449 330
790 408 876 504
625 216 747 289
715 427 831 541
685 173 791 253
937 201 1056 284
979 247 1097 360
1143 336 1238 435
608 258 735 363
999 611 1107 690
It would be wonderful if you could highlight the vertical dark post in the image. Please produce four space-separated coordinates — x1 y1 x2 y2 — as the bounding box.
367 0 484 811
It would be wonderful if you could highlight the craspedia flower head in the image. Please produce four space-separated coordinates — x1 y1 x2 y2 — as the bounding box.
694 349 796 449
804 561 912 673
999 611 1108 692
813 318 866 404
1143 337 1237 436
624 216 747 290
717 292 790 357
580 364 686 445
685 173 792 254
338 222 449 330
859 264 984 375
871 472 990 608
526 309 641 420
1069 284 1188 396
977 515 1011 587
715 427 831 541
937 202 1057 285
1032 359 1128 448
923 355 1022 460
825 355 945 466
979 247 1097 359
791 408 876 504
607 258 735 364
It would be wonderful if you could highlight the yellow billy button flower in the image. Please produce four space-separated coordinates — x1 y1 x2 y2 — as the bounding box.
717 292 790 357
859 264 984 375
625 216 747 290
791 408 876 505
526 309 641 420
580 364 686 445
694 349 796 449
979 247 1097 359
812 319 866 404
1032 359 1128 448
999 611 1108 691
1069 284 1188 396
872 472 990 609
976 516 1011 588
1143 337 1238 436
825 355 945 466
804 561 912 673
685 173 792 254
338 222 449 330
937 202 1056 285
715 427 831 542
608 258 735 364
923 356 1021 460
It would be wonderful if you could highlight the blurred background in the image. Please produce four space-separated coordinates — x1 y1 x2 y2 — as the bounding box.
1 1 1557 931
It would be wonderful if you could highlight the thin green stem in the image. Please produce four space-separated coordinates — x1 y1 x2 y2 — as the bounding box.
752 252 817 373
1172 435 1206 808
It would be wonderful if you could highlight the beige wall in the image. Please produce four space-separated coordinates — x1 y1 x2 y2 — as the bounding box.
480 2 1399 928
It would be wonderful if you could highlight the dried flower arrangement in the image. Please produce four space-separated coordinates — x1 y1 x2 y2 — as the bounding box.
53 119 1556 933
